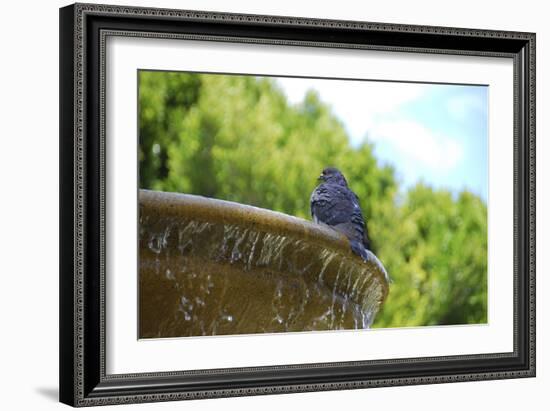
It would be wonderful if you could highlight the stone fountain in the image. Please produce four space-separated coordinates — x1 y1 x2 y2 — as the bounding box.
139 189 389 338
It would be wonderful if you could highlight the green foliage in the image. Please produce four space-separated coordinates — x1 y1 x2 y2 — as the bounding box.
373 185 487 327
138 70 488 327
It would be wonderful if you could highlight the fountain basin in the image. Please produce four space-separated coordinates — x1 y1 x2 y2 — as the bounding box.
139 189 389 338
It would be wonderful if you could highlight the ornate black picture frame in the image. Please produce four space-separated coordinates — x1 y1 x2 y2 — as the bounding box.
59 3 535 407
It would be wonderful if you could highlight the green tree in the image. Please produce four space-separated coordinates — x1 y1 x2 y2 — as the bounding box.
373 185 487 327
139 71 201 189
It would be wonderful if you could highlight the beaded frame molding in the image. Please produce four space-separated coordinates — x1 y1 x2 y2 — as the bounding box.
59 3 536 407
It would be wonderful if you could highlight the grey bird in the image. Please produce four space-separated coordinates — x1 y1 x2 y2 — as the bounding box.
310 167 371 262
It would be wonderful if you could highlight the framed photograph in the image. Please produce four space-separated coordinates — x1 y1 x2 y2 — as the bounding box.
59 2 536 407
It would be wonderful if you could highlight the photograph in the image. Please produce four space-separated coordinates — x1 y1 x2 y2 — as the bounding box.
138 71 488 339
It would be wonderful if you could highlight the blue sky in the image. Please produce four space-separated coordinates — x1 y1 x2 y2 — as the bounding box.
275 77 488 202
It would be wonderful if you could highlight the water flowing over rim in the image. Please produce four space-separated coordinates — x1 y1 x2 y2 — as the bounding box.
139 189 390 295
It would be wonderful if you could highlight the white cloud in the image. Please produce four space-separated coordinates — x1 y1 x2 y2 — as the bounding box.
275 76 468 182
275 77 429 145
369 119 463 173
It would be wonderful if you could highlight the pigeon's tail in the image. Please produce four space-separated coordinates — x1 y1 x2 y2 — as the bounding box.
350 239 392 284
350 239 371 263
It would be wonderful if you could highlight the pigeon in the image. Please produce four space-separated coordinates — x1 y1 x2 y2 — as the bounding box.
310 167 371 262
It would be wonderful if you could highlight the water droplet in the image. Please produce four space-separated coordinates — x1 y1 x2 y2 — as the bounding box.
148 229 170 254
178 296 194 321
165 269 175 280
221 314 233 322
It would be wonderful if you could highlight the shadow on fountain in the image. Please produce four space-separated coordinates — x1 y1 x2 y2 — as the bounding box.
139 189 389 338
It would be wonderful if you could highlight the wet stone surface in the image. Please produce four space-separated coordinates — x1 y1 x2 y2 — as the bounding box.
139 190 389 338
